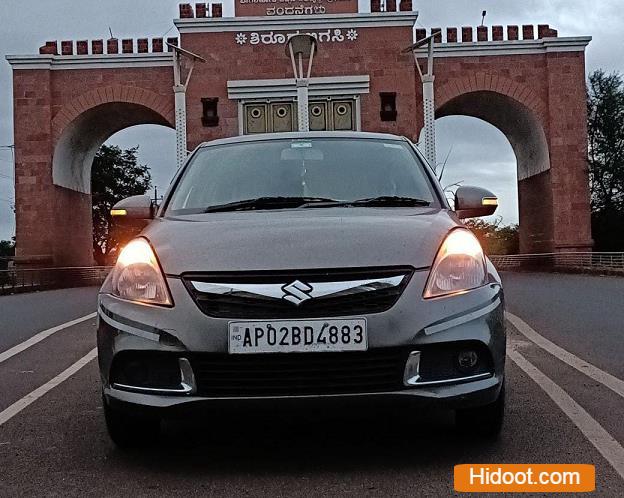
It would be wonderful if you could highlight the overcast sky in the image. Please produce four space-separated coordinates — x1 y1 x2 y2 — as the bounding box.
1 0 623 240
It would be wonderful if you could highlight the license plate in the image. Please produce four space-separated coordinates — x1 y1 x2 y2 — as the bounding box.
228 319 368 354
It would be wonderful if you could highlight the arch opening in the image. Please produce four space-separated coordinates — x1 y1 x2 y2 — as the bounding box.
435 90 554 253
435 115 518 226
50 102 174 266
53 102 173 194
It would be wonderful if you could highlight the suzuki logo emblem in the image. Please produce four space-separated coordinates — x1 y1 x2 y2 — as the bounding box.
281 280 313 306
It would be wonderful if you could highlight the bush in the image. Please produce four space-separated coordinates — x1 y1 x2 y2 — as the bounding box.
464 219 519 256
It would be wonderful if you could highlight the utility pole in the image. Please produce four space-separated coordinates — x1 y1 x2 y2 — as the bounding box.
167 42 206 169
286 35 318 132
403 32 441 170
0 145 16 235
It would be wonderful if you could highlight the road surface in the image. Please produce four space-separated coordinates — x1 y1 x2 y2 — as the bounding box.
0 273 623 496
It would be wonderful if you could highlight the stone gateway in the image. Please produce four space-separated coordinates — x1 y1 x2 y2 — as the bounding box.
7 2 593 266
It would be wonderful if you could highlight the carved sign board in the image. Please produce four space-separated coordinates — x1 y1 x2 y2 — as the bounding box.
235 0 359 18
235 28 359 45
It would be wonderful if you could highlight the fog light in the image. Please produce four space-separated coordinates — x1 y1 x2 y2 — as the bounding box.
457 350 479 373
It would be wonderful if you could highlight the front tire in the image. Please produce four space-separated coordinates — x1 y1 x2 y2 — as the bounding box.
103 395 161 448
455 383 505 439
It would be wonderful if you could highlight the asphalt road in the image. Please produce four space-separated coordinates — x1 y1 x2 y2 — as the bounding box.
0 274 623 496
0 287 99 353
502 272 624 378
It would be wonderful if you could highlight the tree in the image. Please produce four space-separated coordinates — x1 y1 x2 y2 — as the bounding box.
587 70 624 250
92 145 152 265
0 239 15 258
464 218 519 256
0 239 14 271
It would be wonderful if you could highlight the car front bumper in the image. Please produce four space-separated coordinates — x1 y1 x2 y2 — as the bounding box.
103 374 503 421
98 267 506 416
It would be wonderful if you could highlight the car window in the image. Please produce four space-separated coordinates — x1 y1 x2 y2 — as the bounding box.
166 138 439 214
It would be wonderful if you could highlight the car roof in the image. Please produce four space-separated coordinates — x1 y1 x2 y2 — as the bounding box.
197 131 410 148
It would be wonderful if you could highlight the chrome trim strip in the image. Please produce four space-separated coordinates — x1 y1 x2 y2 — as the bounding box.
424 297 502 336
108 376 500 402
407 373 493 387
98 308 160 343
190 275 405 301
403 349 493 387
112 358 197 395
178 358 197 395
112 383 193 395
403 351 421 385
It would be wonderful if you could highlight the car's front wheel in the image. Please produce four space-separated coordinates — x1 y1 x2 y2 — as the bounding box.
103 395 161 448
455 383 505 438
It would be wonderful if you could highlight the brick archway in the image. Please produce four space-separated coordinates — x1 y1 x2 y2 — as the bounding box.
8 46 174 266
434 82 553 253
49 91 174 265
436 74 547 121
8 8 594 266
51 88 174 194
424 46 593 253
51 85 175 141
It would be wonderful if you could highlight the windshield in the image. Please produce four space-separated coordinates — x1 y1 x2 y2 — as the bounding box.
166 138 439 215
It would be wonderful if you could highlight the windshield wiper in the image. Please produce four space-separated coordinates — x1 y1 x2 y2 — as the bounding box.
203 196 340 213
349 196 431 207
203 195 430 212
301 196 432 209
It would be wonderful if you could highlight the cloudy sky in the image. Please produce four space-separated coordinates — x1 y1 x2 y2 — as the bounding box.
0 0 623 241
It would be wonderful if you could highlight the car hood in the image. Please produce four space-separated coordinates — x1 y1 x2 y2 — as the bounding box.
143 207 458 275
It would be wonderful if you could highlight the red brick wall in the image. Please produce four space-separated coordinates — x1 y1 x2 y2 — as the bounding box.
234 0 358 17
12 69 56 265
429 51 592 252
518 171 555 253
545 51 593 251
48 67 174 138
11 24 593 265
181 25 417 149
12 66 174 266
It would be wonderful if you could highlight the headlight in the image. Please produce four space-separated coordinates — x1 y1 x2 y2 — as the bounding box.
423 229 488 299
110 238 172 306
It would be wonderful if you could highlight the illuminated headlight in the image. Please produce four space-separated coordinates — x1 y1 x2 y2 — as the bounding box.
423 229 488 299
110 238 172 306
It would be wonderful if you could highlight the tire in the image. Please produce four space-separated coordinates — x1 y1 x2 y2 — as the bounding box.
103 396 161 448
455 383 505 439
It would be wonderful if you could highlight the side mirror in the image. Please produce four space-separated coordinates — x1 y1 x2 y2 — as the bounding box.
110 195 155 221
455 186 498 219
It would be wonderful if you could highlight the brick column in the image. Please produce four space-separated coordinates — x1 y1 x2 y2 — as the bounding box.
12 68 56 266
546 51 594 251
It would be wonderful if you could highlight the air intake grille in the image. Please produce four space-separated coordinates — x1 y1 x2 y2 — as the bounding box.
190 348 409 397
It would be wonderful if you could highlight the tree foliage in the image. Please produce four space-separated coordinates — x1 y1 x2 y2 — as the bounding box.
587 70 624 250
0 239 14 271
91 145 151 265
0 239 15 258
464 218 519 256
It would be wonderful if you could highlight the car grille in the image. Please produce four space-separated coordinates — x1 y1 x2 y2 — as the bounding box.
189 348 409 397
181 267 413 319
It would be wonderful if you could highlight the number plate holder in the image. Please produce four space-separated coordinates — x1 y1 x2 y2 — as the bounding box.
228 319 368 354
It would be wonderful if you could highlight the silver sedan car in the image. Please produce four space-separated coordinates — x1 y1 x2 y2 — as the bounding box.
98 132 506 447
